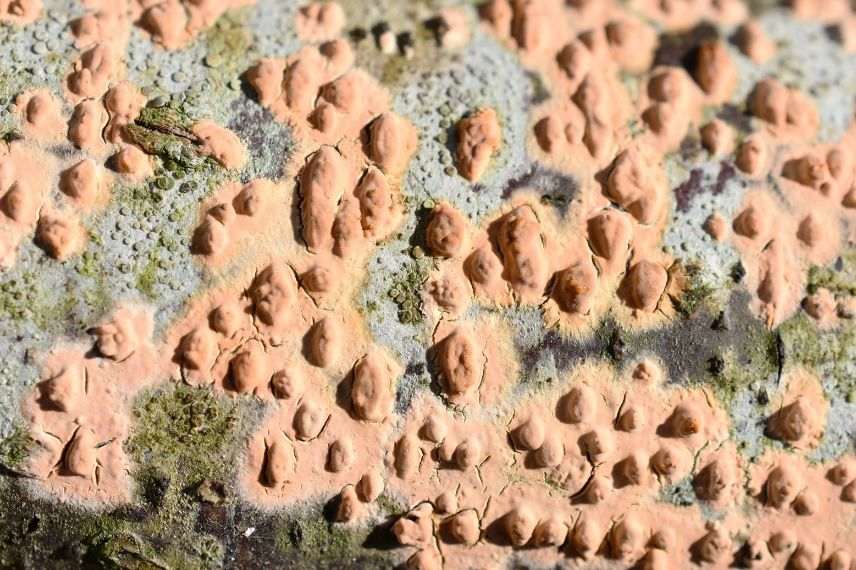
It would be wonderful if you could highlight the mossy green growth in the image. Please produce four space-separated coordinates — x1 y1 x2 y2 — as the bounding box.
778 313 856 401
373 492 405 517
275 502 396 569
673 260 718 318
126 105 220 174
135 251 160 301
124 124 210 173
0 386 240 569
137 103 196 132
807 248 856 296
85 488 226 570
701 308 779 409
386 258 430 324
31 287 77 334
126 383 242 484
708 325 778 407
77 248 103 279
117 383 252 569
67 489 224 570
0 424 32 470
113 182 166 218
68 243 115 325
113 170 207 220
84 531 178 570
81 278 113 319
0 477 206 570
0 479 127 569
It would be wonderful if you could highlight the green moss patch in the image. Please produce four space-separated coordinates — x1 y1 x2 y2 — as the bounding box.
778 314 856 401
0 424 32 471
66 382 257 569
807 248 856 296
126 384 242 485
275 501 398 569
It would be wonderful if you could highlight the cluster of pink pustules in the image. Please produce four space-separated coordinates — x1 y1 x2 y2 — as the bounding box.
70 0 255 52
485 0 855 329
707 77 856 328
23 306 158 503
14 1 856 569
29 292 856 570
0 0 254 270
381 368 855 570
0 82 148 268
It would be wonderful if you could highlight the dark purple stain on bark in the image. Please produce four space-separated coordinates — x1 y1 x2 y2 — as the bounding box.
674 168 704 212
713 161 736 195
673 162 736 212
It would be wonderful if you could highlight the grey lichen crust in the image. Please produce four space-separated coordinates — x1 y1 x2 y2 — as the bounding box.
0 1 854 568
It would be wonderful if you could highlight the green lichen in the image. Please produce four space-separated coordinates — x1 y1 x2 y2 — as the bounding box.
0 445 234 570
123 121 191 164
69 241 115 320
373 492 404 517
806 248 856 296
0 474 223 570
0 424 32 470
0 271 38 322
542 471 569 494
135 252 160 301
0 480 126 569
125 106 223 176
202 9 255 92
113 182 168 218
137 104 196 132
77 248 102 279
84 531 177 569
112 168 214 223
386 258 430 324
126 384 243 484
0 270 86 334
104 488 225 570
31 288 77 334
115 383 254 569
124 131 209 175
778 313 856 400
78 257 114 319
